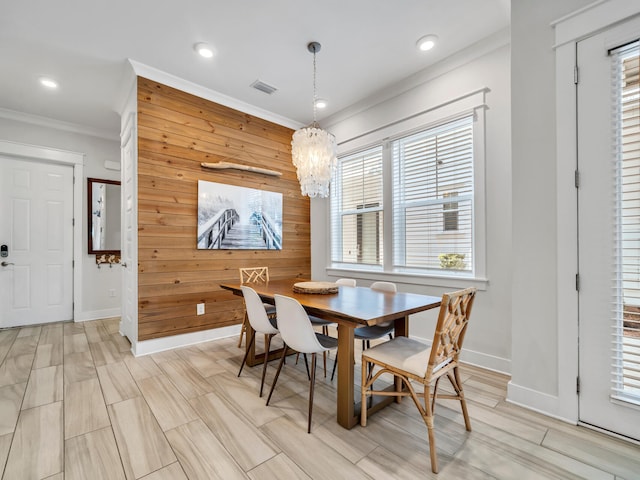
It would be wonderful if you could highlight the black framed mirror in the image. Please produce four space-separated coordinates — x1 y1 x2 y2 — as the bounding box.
88 177 121 254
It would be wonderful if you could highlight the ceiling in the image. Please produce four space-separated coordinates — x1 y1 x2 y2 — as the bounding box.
0 1 510 138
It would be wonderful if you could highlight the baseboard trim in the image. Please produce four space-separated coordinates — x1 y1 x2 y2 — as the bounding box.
506 381 577 425
74 308 121 322
132 325 242 356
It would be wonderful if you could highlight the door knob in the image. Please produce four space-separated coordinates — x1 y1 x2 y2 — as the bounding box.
1 261 15 267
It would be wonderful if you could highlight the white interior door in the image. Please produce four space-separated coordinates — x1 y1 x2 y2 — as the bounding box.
0 156 74 327
577 17 640 440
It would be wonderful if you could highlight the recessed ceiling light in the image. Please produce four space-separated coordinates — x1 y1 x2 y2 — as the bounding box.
194 42 215 58
416 35 438 52
315 98 328 109
39 77 58 89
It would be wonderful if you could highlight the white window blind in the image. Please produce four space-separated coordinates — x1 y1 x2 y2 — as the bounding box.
392 116 474 273
331 146 384 266
612 40 640 402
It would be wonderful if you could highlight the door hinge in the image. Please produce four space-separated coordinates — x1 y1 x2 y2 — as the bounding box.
574 65 579 84
576 273 581 292
575 170 580 188
576 376 580 395
72 218 75 226
72 260 74 268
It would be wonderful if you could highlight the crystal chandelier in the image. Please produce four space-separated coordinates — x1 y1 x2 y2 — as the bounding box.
291 42 337 198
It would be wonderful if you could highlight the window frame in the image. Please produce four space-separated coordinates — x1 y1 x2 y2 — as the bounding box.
327 91 487 289
330 145 384 267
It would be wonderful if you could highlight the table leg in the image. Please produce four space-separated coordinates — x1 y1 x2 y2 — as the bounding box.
336 324 357 429
246 324 257 366
394 316 409 402
394 315 409 337
245 325 286 367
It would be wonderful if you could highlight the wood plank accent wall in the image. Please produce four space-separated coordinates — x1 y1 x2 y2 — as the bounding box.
136 77 310 341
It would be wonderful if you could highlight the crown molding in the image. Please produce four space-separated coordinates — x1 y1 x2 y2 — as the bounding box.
0 107 119 142
128 59 303 130
323 27 510 130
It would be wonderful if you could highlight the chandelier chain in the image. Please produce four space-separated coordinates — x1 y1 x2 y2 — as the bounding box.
291 40 337 198
312 48 317 124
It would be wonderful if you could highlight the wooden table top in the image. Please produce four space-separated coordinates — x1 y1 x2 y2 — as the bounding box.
220 278 441 327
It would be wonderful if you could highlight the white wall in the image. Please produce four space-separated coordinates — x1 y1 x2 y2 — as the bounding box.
509 0 593 419
0 116 122 321
311 34 513 374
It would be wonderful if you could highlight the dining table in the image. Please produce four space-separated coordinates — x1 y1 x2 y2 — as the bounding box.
220 278 441 429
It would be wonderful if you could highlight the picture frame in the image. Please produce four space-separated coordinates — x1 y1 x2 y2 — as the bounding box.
197 180 283 250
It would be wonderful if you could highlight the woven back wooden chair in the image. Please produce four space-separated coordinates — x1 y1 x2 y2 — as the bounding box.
239 266 269 284
237 267 275 348
360 287 477 473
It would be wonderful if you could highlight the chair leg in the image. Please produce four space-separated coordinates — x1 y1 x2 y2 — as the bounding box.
360 358 368 427
266 343 288 406
452 367 471 431
432 376 441 413
237 331 256 378
237 314 247 348
423 386 439 474
308 353 317 433
259 334 273 397
330 354 338 381
303 354 310 380
323 351 327 378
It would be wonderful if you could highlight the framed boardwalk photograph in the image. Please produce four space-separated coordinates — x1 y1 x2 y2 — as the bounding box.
197 180 283 250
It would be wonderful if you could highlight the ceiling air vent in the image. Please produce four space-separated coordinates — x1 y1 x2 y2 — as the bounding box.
250 79 278 95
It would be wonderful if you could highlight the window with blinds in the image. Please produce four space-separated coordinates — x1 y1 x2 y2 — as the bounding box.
392 116 474 273
612 40 640 402
330 146 384 266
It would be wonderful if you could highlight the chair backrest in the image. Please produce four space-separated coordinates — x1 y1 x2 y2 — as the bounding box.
426 287 477 379
335 278 356 287
241 286 278 335
370 281 397 293
239 266 269 284
274 294 325 354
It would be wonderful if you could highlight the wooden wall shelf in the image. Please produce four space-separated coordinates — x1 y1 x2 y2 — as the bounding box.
201 161 282 177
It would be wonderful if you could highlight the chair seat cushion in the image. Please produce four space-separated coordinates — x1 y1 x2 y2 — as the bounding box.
363 336 430 378
315 333 338 350
308 315 333 326
354 323 394 340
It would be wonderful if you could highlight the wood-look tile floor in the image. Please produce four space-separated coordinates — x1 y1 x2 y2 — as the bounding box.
0 318 639 479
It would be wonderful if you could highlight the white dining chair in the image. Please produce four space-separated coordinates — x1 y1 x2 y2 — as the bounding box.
329 280 395 382
300 279 354 376
237 286 279 397
266 294 338 433
237 267 276 348
354 281 397 348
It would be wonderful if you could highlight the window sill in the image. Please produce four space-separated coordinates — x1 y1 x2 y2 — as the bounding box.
325 266 489 291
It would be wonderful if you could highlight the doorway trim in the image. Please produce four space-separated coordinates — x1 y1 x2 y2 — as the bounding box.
0 139 84 321
552 1 640 423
